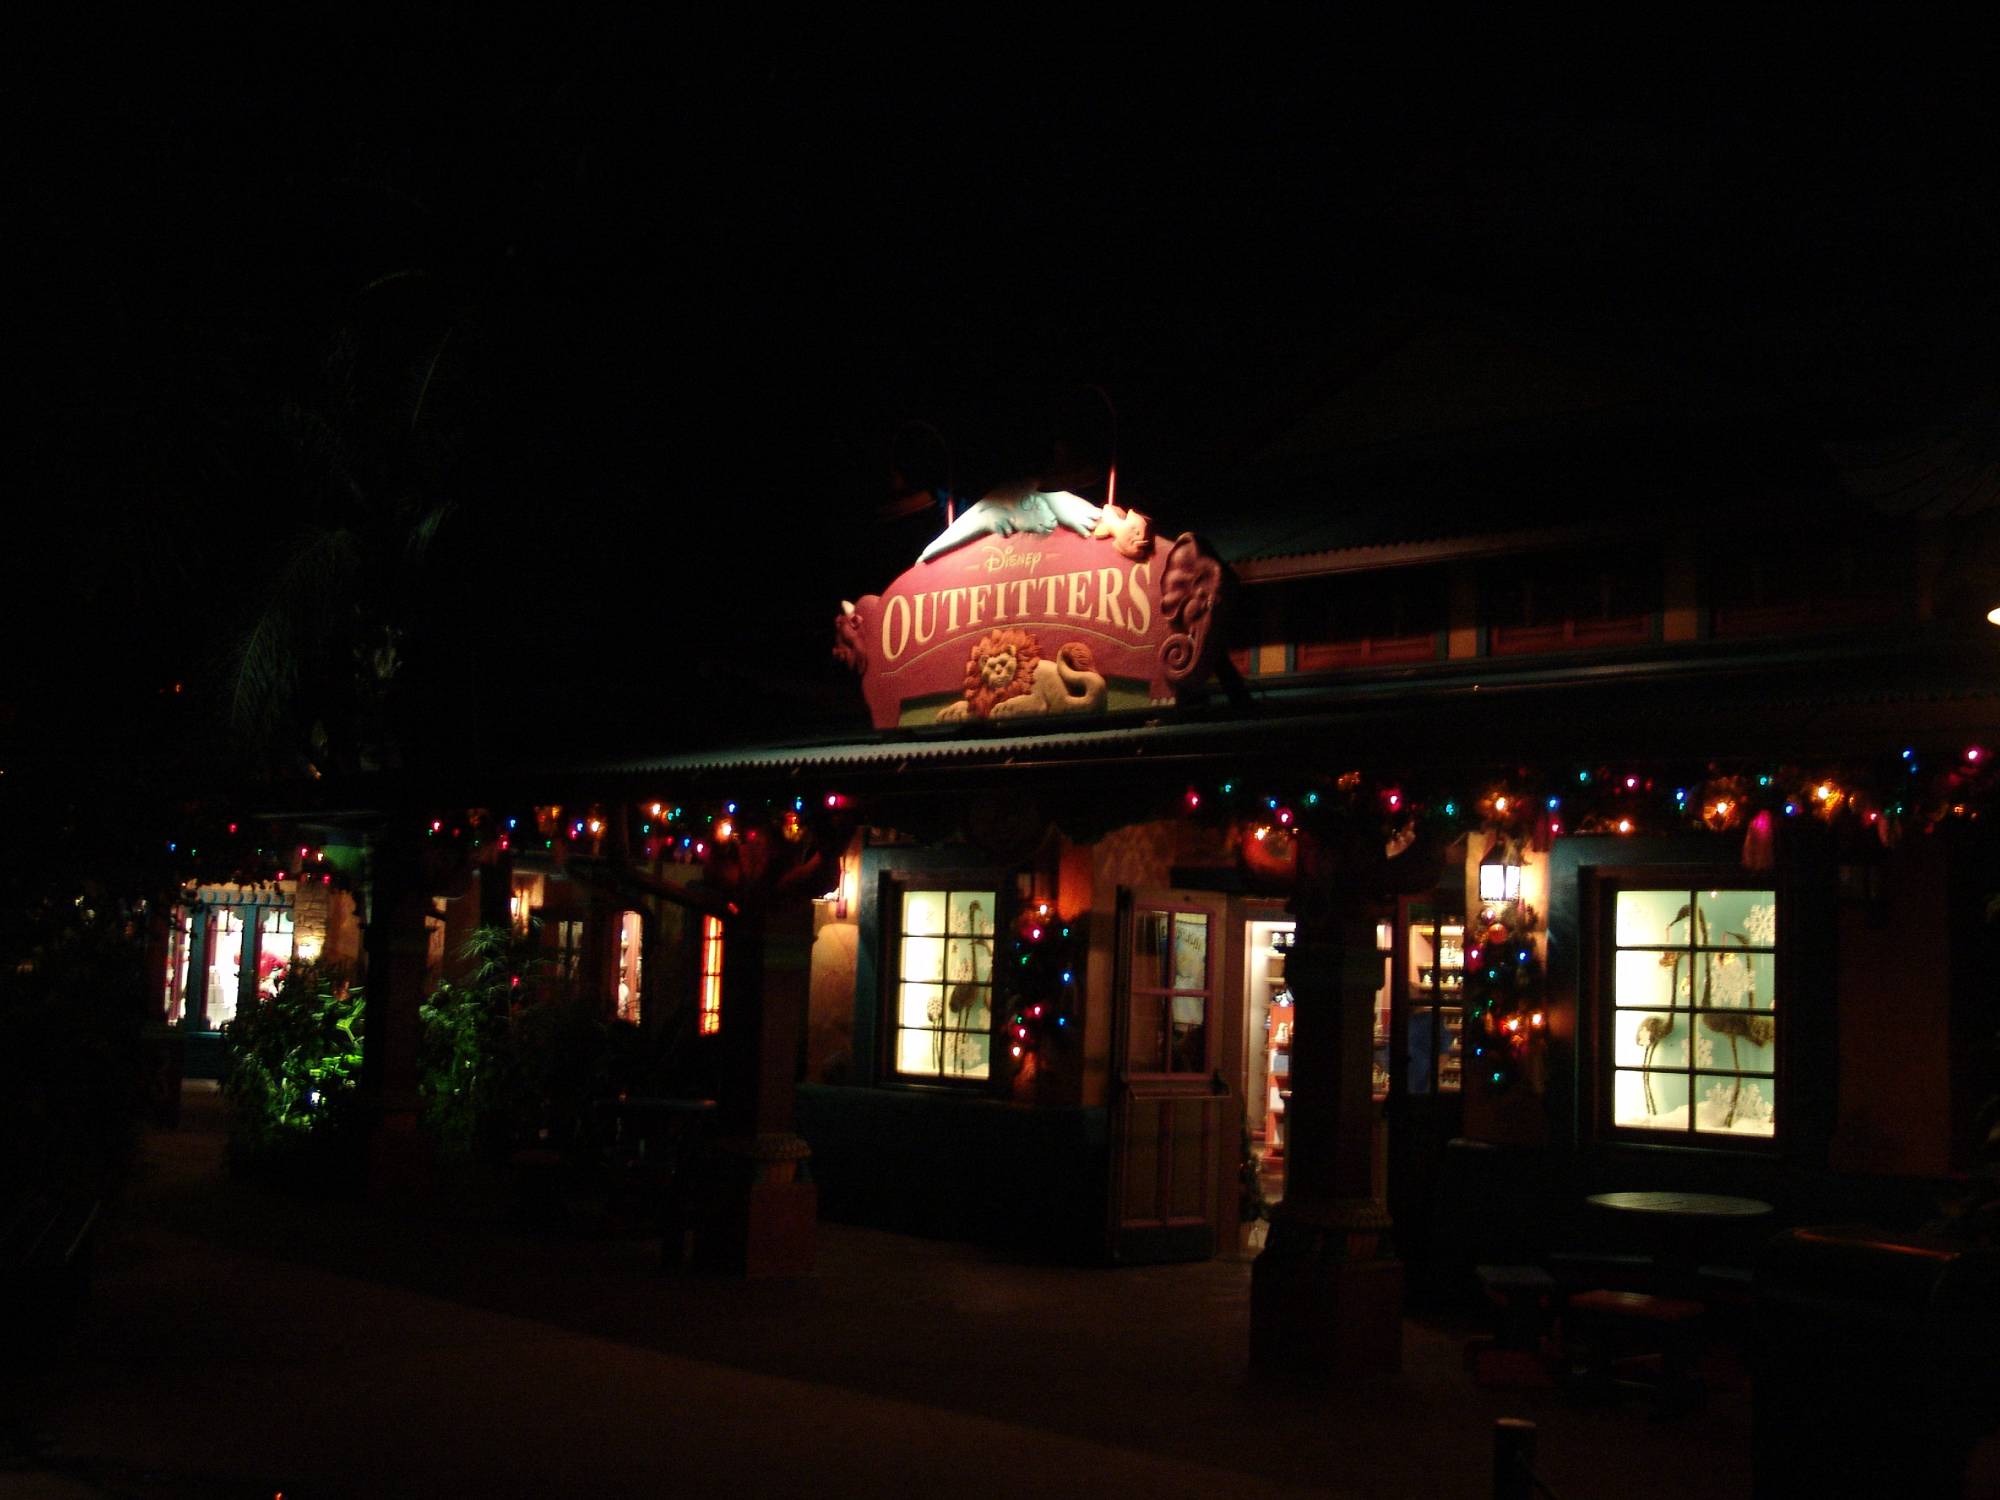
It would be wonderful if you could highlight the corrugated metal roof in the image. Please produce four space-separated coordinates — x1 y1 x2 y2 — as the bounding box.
580 631 2000 781
598 715 1235 776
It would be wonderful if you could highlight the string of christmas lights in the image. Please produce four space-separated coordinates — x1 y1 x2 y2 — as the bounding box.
1179 744 1998 866
1463 902 1546 1092
1003 899 1082 1068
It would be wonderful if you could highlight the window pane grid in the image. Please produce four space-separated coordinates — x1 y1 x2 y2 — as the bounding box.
699 916 723 1035
1610 888 1777 1139
894 888 995 1080
1128 907 1212 1074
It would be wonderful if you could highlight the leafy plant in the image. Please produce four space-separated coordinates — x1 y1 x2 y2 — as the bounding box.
221 965 364 1172
418 925 529 1158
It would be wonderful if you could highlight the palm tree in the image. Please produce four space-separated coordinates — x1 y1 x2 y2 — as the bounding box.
227 313 465 777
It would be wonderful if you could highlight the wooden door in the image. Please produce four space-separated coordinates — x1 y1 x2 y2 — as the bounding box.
1388 895 1466 1281
1109 889 1232 1262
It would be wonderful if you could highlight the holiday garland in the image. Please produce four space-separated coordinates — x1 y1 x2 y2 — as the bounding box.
1001 900 1082 1069
1463 902 1547 1092
1179 743 1998 870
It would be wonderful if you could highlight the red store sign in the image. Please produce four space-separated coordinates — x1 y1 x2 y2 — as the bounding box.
835 490 1229 730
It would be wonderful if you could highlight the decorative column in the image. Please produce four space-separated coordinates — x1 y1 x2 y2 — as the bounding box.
237 903 265 1022
362 827 433 1195
688 896 817 1277
1251 834 1403 1378
182 906 214 1031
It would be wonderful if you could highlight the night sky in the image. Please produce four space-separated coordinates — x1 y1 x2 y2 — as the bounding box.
12 34 1998 786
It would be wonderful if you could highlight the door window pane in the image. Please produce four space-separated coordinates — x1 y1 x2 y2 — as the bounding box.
208 911 244 1028
1128 905 1213 1075
1128 995 1168 1072
1131 910 1172 990
1171 913 1209 990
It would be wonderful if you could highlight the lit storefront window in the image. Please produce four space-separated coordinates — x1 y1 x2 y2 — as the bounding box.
163 894 296 1028
699 916 724 1035
257 908 295 998
892 889 993 1079
617 910 644 1024
1609 887 1777 1139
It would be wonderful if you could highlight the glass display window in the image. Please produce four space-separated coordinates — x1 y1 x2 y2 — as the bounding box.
164 910 194 1024
257 908 295 999
1371 921 1393 1101
699 915 723 1035
1607 884 1777 1140
206 910 245 1029
891 886 995 1080
616 910 644 1024
162 891 299 1029
1405 905 1465 1095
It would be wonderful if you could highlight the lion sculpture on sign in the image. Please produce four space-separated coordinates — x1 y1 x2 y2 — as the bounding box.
936 628 1108 722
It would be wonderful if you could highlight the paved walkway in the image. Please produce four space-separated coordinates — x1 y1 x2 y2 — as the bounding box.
11 1087 1755 1498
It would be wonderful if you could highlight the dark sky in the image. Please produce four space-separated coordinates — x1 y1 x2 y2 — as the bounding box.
12 33 1999 777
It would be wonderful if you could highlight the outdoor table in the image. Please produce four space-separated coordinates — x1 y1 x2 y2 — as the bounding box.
591 1095 717 1162
1585 1191 1773 1293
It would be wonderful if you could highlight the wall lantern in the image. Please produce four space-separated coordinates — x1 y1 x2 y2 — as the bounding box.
1479 838 1522 905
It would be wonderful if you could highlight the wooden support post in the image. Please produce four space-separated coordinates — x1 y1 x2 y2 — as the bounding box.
236 904 264 1021
181 907 213 1031
1251 829 1403 1378
687 896 817 1277
361 827 432 1196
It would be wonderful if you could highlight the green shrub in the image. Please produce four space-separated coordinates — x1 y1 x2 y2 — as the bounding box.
221 966 364 1175
418 926 526 1158
415 925 675 1163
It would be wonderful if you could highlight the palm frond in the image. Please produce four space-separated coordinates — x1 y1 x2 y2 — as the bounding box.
405 500 456 567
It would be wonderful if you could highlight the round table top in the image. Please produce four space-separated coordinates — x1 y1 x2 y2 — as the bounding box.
1586 1190 1773 1219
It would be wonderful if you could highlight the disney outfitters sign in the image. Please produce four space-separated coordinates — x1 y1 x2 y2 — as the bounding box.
835 486 1230 729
